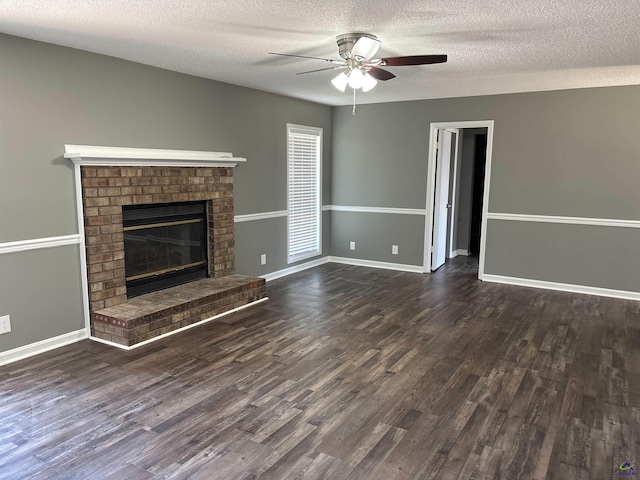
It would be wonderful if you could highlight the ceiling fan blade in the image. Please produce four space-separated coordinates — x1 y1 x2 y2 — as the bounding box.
351 36 380 61
296 66 346 75
381 54 448 66
269 52 345 65
367 67 396 81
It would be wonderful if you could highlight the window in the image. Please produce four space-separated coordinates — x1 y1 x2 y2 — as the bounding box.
287 124 322 263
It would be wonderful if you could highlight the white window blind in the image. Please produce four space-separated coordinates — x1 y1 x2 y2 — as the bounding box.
287 124 322 263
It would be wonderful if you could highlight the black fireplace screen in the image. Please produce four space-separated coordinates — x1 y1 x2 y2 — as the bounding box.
123 201 208 297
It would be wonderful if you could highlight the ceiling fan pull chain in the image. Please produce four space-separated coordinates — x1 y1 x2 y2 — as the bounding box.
352 87 357 115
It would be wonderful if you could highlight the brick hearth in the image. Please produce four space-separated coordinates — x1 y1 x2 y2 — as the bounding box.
93 275 266 346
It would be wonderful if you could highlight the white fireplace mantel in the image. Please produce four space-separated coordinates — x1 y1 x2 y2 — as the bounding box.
64 144 247 167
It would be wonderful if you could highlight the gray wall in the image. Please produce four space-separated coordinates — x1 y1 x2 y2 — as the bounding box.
235 210 332 276
0 247 84 353
332 86 640 290
0 33 331 352
330 211 424 265
484 220 640 292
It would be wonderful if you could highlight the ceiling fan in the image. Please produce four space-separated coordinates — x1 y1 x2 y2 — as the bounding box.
270 32 447 94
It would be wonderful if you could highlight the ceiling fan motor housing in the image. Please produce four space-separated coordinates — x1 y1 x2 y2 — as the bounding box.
336 33 378 59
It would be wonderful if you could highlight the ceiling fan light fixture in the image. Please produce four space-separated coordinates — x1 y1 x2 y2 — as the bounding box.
361 72 377 92
347 68 365 89
331 72 349 92
351 36 381 61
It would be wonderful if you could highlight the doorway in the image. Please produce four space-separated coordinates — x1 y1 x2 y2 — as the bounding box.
423 121 494 279
469 132 488 255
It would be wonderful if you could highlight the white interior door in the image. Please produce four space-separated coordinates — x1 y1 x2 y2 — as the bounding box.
432 129 452 270
447 130 460 258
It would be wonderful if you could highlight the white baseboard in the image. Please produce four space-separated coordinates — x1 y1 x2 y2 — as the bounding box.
261 256 424 281
89 297 270 351
482 274 640 302
328 256 424 274
0 329 88 367
262 257 331 282
456 249 470 256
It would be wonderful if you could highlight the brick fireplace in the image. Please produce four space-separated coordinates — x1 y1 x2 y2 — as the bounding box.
65 145 266 348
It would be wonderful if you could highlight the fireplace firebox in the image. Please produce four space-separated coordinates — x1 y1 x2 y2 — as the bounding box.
123 201 208 297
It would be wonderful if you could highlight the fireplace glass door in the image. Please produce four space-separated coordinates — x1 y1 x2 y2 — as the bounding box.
123 201 208 297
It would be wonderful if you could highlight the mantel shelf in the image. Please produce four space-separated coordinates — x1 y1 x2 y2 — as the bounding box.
64 144 246 167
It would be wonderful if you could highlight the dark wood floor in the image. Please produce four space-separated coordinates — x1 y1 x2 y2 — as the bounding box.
1 258 639 479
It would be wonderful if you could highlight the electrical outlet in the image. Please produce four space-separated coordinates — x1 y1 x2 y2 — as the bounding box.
392 245 399 255
0 315 11 334
260 254 267 265
350 241 356 251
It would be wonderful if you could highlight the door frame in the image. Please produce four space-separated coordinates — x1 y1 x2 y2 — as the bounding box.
423 120 495 279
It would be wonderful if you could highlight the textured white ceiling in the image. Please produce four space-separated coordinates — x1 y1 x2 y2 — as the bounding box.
2 0 640 106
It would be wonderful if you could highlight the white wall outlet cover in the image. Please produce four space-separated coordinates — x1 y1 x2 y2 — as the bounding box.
260 254 267 265
0 315 11 334
392 245 399 255
350 241 356 250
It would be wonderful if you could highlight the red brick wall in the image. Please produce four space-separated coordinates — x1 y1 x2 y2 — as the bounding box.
80 166 235 317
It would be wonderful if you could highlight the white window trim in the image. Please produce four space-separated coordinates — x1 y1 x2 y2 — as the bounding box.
287 123 323 264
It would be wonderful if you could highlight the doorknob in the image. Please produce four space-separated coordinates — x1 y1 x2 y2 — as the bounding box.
446 204 452 208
